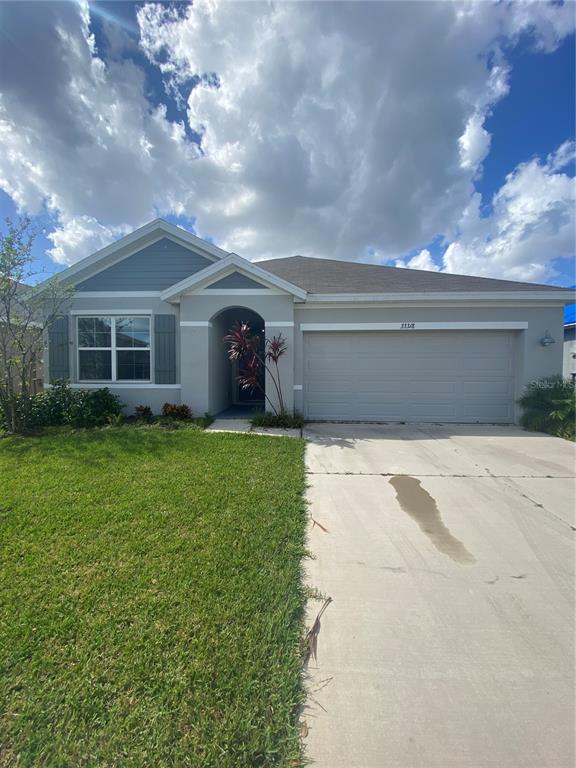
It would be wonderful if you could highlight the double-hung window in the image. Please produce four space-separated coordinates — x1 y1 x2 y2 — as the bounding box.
77 316 151 382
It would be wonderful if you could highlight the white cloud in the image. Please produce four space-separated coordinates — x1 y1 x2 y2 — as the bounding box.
443 142 575 282
0 0 573 274
46 216 126 266
547 139 576 173
459 112 491 172
0 1 201 264
395 249 440 272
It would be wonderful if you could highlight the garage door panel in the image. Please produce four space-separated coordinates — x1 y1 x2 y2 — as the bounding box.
462 356 512 373
305 381 355 395
409 402 458 417
417 359 460 374
353 403 409 419
462 379 512 395
461 403 511 419
410 380 457 394
304 331 516 423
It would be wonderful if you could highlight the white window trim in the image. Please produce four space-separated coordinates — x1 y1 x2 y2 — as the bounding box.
76 315 152 384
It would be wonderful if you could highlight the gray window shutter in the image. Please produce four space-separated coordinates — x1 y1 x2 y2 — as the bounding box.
154 314 176 384
48 315 70 382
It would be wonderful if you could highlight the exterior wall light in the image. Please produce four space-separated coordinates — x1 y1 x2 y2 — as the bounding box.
539 330 556 347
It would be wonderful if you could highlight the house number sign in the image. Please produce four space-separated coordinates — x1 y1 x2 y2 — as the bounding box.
400 322 416 329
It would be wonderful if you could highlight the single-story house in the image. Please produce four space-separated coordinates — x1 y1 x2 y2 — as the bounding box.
42 219 573 423
563 303 575 381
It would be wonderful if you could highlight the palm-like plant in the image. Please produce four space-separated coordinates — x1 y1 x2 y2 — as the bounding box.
223 321 287 415
518 375 575 440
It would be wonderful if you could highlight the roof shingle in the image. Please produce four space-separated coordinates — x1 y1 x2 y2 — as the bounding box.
259 255 568 294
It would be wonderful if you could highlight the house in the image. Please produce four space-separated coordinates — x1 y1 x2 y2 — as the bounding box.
42 219 573 423
564 303 575 381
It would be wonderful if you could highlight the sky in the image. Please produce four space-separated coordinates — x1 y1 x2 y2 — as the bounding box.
0 0 574 287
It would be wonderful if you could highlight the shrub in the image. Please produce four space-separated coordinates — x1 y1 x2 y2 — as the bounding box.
0 382 123 432
518 375 575 441
250 411 304 429
161 402 193 420
66 388 123 428
134 404 154 422
24 381 77 427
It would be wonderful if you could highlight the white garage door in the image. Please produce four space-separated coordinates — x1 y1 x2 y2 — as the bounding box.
304 331 516 422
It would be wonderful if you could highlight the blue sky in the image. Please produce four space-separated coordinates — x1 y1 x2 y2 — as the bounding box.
481 35 575 200
0 1 574 286
400 32 575 287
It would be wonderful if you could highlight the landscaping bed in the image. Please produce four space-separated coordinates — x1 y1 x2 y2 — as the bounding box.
0 428 307 767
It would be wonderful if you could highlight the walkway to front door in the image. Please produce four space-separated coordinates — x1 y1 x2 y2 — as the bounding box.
215 404 263 419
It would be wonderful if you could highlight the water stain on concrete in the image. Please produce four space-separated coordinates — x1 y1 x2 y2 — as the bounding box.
389 476 476 565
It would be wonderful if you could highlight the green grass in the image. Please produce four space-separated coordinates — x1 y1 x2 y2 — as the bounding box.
0 429 307 767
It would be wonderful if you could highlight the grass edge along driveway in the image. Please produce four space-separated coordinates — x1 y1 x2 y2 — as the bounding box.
0 427 307 768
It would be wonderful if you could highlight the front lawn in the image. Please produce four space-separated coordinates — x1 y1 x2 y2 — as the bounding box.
0 428 307 767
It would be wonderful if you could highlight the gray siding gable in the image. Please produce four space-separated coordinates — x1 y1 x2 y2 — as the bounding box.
76 238 214 291
204 272 269 289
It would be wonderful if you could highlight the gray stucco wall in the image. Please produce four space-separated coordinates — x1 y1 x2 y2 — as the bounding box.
180 293 295 414
209 313 233 414
76 238 213 291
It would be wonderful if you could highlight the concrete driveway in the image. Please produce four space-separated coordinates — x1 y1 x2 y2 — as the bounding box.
303 424 575 768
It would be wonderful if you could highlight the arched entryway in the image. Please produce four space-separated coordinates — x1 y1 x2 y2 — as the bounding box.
209 306 265 416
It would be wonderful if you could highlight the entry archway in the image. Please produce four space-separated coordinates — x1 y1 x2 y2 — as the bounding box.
209 306 265 415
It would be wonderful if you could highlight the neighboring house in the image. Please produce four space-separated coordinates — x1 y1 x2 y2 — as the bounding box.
41 219 573 423
563 303 575 381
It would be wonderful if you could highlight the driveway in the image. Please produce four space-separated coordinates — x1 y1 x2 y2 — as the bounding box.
303 424 575 768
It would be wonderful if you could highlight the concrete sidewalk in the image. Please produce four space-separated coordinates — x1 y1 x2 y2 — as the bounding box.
207 418 300 437
303 424 575 768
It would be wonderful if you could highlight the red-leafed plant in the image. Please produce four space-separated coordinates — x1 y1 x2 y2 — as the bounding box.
161 402 193 420
224 321 287 415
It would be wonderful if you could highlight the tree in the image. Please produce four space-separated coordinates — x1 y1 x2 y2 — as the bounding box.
0 217 72 432
223 321 288 415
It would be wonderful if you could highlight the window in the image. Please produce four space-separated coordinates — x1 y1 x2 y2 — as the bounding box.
77 316 151 381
